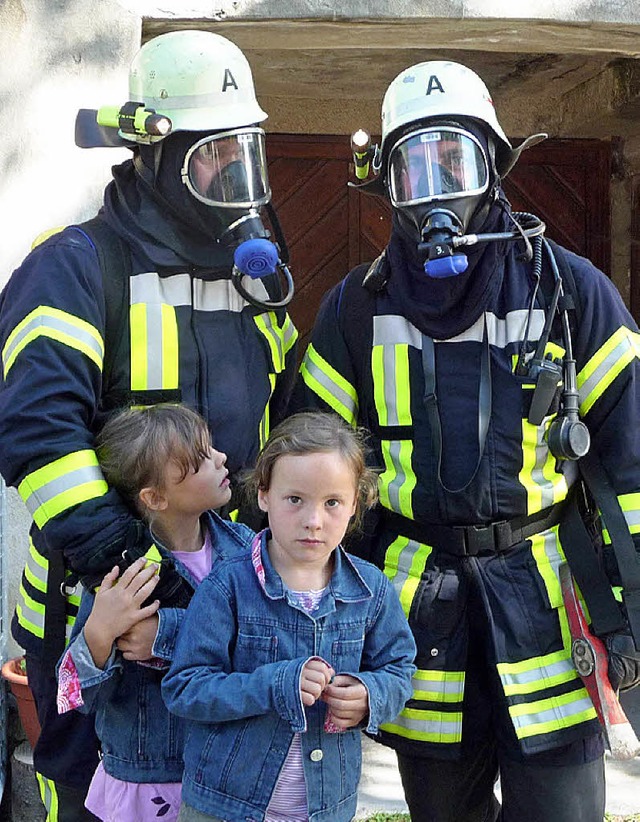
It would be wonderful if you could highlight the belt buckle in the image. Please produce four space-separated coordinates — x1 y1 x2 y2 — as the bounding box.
460 520 512 555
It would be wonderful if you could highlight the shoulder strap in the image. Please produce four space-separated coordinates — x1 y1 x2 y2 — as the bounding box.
72 216 130 393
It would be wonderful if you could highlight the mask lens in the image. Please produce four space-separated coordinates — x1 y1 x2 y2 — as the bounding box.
184 129 270 207
389 128 488 206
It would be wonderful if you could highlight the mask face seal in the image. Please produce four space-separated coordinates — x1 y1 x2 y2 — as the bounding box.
181 127 271 209
387 126 490 278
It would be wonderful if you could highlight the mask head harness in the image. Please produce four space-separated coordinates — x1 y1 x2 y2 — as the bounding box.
73 29 294 310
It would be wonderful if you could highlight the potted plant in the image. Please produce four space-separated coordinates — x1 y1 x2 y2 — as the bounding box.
2 655 41 749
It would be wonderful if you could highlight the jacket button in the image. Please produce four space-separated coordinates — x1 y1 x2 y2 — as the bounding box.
310 748 324 762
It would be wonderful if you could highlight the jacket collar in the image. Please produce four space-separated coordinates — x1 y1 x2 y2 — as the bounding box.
252 529 373 604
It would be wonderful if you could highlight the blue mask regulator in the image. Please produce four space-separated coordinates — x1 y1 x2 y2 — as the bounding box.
223 206 295 310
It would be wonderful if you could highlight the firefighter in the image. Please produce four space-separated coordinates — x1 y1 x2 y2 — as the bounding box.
293 60 640 821
0 30 297 820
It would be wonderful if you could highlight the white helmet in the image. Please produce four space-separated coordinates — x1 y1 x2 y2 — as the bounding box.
380 61 543 178
128 30 267 137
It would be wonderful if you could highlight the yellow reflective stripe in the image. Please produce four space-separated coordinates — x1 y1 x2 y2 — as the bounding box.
259 373 276 449
161 303 179 388
3 306 104 377
519 418 568 514
130 302 179 391
509 689 597 739
499 649 578 696
378 440 416 518
372 342 411 427
602 492 640 543
23 540 49 593
36 772 59 821
383 533 432 617
578 327 640 415
529 528 565 609
130 303 147 389
412 669 465 703
299 344 358 425
255 312 285 373
18 450 108 528
381 706 463 743
16 568 53 639
281 313 298 354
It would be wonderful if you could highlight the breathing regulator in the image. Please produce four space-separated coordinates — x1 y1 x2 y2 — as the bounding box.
349 60 589 461
75 30 294 310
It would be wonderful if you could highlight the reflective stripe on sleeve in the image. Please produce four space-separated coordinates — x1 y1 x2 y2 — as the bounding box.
601 492 640 543
578 326 640 415
383 534 432 617
299 344 358 425
2 306 104 377
18 450 108 528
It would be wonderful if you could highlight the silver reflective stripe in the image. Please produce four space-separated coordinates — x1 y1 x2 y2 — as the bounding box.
528 422 558 509
510 694 594 731
385 440 408 510
373 310 545 348
373 314 421 348
412 672 465 701
144 303 166 389
145 90 236 111
440 309 546 345
193 277 269 312
386 536 426 596
500 655 576 694
578 335 634 405
22 464 105 518
130 272 191 305
302 354 358 421
385 710 463 739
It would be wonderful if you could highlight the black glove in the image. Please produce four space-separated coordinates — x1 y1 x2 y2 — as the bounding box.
77 520 194 609
606 632 640 692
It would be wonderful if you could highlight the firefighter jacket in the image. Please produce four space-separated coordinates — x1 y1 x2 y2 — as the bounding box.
294 227 640 758
0 219 298 657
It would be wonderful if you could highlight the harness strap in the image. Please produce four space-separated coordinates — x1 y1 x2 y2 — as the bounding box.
382 503 564 557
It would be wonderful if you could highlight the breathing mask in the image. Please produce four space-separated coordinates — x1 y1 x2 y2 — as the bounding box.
387 125 491 278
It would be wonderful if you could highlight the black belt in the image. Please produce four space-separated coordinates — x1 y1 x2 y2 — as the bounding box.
382 504 565 557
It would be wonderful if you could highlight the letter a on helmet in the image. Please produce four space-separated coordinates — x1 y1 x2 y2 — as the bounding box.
129 30 267 135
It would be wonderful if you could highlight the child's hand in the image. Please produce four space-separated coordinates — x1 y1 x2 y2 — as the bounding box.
83 558 160 668
300 658 335 706
116 614 160 661
321 674 369 729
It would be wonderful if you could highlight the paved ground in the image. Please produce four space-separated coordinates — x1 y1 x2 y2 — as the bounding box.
355 687 640 819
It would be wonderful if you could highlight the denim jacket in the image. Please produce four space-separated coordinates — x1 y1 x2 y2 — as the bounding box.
58 512 253 783
162 529 416 821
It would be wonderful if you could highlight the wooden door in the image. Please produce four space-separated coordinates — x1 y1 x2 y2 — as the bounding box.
267 135 612 349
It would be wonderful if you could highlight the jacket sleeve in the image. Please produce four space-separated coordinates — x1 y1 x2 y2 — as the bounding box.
0 229 141 575
343 570 416 734
290 279 360 427
268 309 298 428
162 573 310 733
570 251 640 586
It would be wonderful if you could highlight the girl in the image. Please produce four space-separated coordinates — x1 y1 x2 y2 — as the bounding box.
163 411 416 822
56 404 254 822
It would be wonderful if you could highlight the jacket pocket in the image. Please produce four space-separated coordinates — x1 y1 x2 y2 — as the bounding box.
233 631 278 671
331 637 365 673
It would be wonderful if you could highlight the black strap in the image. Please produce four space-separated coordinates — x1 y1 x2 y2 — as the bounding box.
558 486 626 637
382 503 564 557
422 316 491 493
71 216 130 394
41 550 68 672
579 450 640 649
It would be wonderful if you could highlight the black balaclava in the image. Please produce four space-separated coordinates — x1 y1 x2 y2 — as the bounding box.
102 131 242 272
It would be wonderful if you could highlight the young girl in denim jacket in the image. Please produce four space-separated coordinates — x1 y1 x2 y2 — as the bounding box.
56 404 253 822
163 411 416 822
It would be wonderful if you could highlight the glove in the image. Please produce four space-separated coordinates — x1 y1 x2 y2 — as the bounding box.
606 632 640 692
77 520 194 609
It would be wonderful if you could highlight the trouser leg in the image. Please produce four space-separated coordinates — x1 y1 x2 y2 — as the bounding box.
396 740 501 822
499 746 605 822
26 654 101 821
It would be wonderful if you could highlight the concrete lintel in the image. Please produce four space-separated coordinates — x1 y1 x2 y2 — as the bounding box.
140 18 640 58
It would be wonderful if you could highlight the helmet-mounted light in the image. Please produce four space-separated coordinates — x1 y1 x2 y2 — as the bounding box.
97 102 172 141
